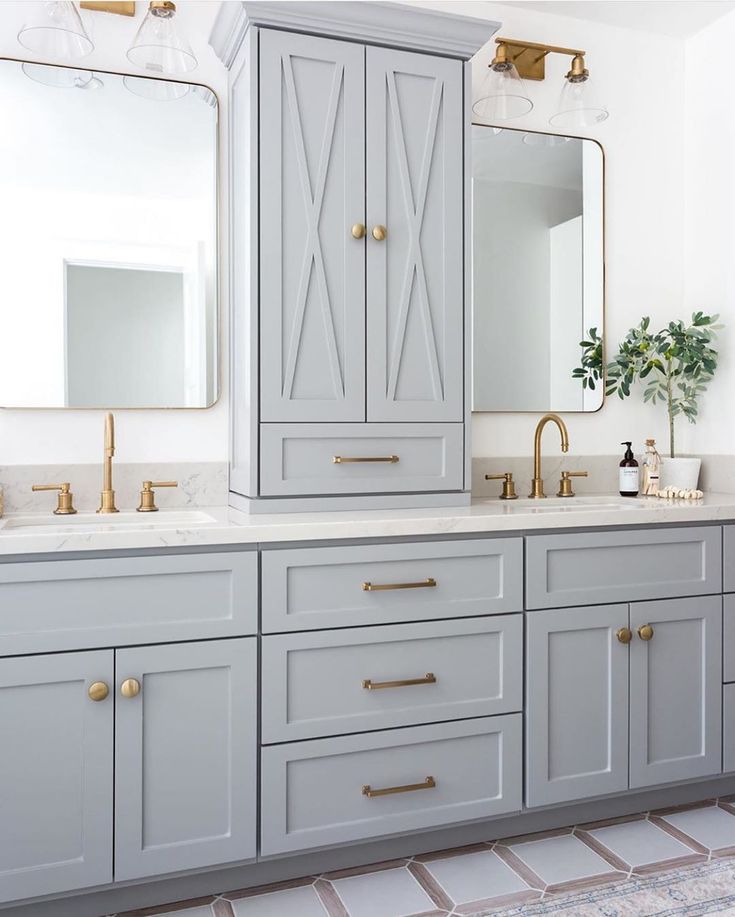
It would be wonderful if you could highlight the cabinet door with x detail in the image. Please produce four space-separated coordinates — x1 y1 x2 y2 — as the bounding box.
366 46 464 423
259 29 366 423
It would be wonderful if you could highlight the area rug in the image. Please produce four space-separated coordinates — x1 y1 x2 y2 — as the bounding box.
490 857 735 916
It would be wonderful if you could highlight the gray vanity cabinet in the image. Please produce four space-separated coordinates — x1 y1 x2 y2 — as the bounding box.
0 638 257 902
525 605 630 808
114 639 257 880
0 651 113 903
527 596 723 807
217 0 494 509
629 596 722 789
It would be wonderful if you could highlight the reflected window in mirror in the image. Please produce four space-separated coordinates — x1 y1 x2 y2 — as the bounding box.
471 126 604 413
0 60 218 408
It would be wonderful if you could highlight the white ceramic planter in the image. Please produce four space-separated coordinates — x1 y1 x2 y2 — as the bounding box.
659 457 701 492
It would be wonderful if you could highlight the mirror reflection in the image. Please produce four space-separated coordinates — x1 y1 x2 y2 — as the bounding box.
0 60 218 408
472 126 604 413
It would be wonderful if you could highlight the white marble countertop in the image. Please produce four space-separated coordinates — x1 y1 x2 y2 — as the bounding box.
1 493 735 556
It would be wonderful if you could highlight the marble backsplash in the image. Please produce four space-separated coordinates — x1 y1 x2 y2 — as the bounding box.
0 455 733 515
473 454 735 499
0 462 228 514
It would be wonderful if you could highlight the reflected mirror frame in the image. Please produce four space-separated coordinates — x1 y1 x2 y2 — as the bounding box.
470 121 606 415
1 56 220 411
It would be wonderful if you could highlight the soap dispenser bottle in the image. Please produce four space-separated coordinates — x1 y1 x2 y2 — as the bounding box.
619 442 640 497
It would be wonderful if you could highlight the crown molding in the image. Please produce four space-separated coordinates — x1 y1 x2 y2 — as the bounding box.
210 1 499 69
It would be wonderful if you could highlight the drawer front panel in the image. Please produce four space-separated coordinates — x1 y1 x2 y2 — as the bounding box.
259 423 464 496
260 715 522 855
0 552 257 654
724 684 735 773
526 526 721 610
261 538 523 632
725 595 735 682
261 616 523 742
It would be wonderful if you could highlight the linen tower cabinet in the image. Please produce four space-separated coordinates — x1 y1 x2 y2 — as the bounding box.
211 1 497 511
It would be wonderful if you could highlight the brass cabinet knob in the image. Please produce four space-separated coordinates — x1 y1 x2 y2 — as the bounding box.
88 681 109 702
638 624 654 641
616 627 632 644
31 482 77 515
120 678 141 698
351 223 366 239
372 224 387 241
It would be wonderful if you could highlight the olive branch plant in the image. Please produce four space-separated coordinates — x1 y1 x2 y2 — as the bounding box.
573 313 722 459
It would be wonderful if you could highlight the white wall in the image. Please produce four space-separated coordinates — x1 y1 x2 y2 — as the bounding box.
0 0 713 464
683 8 735 456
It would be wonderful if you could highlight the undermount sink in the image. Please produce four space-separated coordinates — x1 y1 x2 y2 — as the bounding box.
0 510 218 534
483 496 641 513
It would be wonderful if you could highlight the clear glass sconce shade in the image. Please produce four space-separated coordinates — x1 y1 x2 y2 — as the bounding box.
549 76 609 130
473 63 533 122
127 2 197 74
17 2 93 59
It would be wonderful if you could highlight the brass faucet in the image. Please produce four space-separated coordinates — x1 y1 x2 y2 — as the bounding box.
530 413 569 498
97 412 119 514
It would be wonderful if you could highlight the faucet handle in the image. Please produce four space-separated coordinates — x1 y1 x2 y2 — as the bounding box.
32 482 77 515
485 472 518 501
137 481 178 513
557 470 588 498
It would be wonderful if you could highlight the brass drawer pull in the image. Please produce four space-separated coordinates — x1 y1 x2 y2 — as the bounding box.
638 624 654 641
616 627 632 644
362 577 437 592
333 455 399 464
362 776 435 798
362 672 436 690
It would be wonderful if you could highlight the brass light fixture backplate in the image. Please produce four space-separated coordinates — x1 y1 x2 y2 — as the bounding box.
80 1 136 16
495 37 585 81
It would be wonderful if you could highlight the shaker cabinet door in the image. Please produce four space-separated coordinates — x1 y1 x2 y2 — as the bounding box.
259 29 366 423
0 651 113 904
629 596 722 789
114 639 257 880
525 605 630 808
366 46 463 422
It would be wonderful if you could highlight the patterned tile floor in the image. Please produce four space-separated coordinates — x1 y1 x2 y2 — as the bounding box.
111 797 735 917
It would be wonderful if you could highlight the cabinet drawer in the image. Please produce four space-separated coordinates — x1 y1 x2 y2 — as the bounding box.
261 616 522 742
725 595 735 682
261 538 523 632
260 715 522 855
725 684 735 773
259 423 464 496
526 526 721 610
0 552 257 655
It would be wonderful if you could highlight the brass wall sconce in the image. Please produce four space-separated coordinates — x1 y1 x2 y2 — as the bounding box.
80 2 136 15
473 37 609 129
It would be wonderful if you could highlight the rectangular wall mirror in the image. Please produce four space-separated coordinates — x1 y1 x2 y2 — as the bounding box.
471 125 604 413
0 60 218 409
